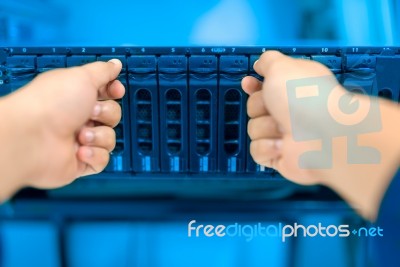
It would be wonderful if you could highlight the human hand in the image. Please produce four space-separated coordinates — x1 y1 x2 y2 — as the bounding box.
242 51 343 185
3 59 124 190
242 51 400 220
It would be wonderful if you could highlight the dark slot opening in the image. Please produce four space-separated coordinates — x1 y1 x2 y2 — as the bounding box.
167 142 181 154
378 88 392 100
196 142 210 155
167 124 181 139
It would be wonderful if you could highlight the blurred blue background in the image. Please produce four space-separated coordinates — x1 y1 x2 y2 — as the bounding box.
0 0 399 46
0 0 398 266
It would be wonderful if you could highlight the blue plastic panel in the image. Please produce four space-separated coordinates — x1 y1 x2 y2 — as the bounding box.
189 55 218 172
37 55 67 72
127 55 160 172
66 55 96 67
5 55 37 91
218 55 248 173
158 55 189 172
374 56 400 101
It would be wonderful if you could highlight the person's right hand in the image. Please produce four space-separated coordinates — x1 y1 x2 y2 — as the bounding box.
242 51 345 185
242 51 400 220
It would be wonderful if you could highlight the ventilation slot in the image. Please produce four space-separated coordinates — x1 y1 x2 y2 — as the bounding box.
223 89 241 155
166 89 182 155
135 89 153 154
195 89 211 155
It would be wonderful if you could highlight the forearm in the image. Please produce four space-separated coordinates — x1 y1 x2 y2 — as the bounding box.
321 97 400 221
245 52 400 221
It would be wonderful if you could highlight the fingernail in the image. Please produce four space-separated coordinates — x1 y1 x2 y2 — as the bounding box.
84 148 93 158
253 60 259 69
92 104 101 117
108 59 121 65
274 139 283 150
85 131 95 143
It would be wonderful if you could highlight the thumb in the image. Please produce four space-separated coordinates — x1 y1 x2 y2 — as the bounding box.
253 51 293 78
81 59 122 89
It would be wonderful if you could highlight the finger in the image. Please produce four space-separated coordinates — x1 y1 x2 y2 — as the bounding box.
85 120 95 127
91 100 122 127
98 79 126 101
263 158 275 169
78 126 116 152
82 59 122 89
77 146 110 176
248 116 282 140
241 76 262 95
253 51 290 77
250 139 282 166
247 90 269 118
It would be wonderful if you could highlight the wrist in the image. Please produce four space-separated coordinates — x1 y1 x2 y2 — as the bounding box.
0 87 45 200
320 96 400 220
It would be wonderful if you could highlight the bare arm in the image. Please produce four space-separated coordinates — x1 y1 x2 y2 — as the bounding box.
242 51 400 220
0 59 124 201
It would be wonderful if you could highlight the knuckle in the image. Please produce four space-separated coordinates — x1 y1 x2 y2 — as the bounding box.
249 142 257 160
246 94 258 117
95 127 116 150
109 129 117 151
109 101 122 126
257 140 270 155
254 141 265 155
102 127 115 148
97 151 110 172
115 101 122 121
250 141 262 162
101 100 122 127
263 116 274 131
247 119 254 138
250 141 263 164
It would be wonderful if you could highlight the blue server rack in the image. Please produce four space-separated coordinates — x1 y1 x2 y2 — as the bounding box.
0 46 399 197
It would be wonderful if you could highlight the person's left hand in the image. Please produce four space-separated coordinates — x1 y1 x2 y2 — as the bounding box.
5 59 124 189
